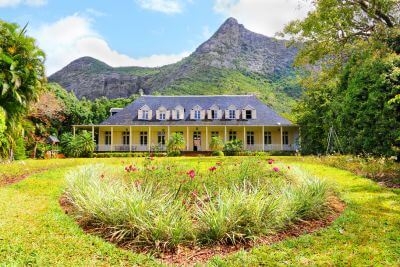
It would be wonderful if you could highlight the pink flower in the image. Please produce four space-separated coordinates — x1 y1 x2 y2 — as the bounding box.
268 159 274 164
209 166 217 172
187 169 196 179
125 165 137 172
272 167 280 172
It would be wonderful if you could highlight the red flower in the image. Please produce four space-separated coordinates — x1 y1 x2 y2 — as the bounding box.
187 169 196 179
272 167 280 172
125 165 137 172
268 159 274 164
209 166 217 172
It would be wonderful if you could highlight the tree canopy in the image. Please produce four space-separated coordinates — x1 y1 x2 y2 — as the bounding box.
284 0 399 156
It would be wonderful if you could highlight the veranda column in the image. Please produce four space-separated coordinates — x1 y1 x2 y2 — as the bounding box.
280 126 283 150
262 126 265 151
73 126 76 137
224 126 227 143
91 125 94 141
243 126 246 150
148 126 151 152
129 126 132 152
186 126 189 151
111 126 113 152
167 125 170 143
205 126 208 151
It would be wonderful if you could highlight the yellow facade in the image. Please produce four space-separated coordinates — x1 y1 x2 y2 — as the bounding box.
77 125 299 152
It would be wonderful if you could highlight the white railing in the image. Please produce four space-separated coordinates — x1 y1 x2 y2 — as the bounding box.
96 143 297 152
96 144 152 152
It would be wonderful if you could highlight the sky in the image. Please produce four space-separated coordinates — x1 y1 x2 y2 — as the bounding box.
0 0 311 75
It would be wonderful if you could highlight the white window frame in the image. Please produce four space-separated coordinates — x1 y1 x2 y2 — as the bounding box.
245 110 252 119
229 130 237 141
246 131 254 145
105 131 111 145
282 131 289 145
140 131 148 145
143 110 149 120
122 131 130 145
211 110 218 119
159 112 166 120
194 110 201 120
157 131 166 145
229 110 235 119
265 131 272 145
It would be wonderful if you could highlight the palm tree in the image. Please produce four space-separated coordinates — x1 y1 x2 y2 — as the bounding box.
0 20 46 158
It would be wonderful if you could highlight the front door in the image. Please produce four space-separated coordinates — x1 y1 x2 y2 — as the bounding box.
193 131 201 151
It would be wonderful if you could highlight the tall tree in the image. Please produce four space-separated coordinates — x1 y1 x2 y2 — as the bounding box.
0 20 46 158
284 0 399 156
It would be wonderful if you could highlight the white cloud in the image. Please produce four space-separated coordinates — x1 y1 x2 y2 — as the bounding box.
0 0 46 7
136 0 182 14
213 0 312 37
30 14 190 75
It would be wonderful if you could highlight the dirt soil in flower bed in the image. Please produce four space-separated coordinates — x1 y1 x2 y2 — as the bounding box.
60 196 345 265
0 169 48 187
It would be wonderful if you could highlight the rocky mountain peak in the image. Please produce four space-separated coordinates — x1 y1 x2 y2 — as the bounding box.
49 17 298 101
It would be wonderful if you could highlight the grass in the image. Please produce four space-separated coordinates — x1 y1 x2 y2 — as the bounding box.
65 158 332 250
0 156 399 265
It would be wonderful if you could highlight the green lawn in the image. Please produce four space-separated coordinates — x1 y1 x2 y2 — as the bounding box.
0 157 399 266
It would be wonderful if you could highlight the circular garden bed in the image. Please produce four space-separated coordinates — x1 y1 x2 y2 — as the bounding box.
61 157 344 265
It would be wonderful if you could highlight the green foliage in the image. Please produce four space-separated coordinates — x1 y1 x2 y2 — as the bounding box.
1 157 400 265
223 139 244 156
65 158 332 250
0 20 45 159
61 131 95 158
284 0 400 157
49 83 138 129
304 155 400 187
166 132 185 156
160 67 299 116
211 150 224 156
13 134 26 160
209 136 224 152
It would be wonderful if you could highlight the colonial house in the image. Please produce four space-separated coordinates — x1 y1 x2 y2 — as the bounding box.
73 95 299 152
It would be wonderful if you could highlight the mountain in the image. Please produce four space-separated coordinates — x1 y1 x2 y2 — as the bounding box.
48 18 300 114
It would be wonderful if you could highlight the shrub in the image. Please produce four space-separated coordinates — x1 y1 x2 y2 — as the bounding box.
167 133 185 156
223 139 243 156
211 150 224 156
61 131 95 158
210 136 224 152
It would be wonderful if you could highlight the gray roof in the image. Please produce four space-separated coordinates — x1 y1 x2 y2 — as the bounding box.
47 135 60 143
100 95 293 126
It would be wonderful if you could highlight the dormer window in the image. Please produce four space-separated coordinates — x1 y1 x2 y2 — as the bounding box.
159 112 166 120
190 105 204 120
194 110 201 120
242 105 256 120
156 106 170 121
211 110 218 119
138 105 152 120
229 110 236 119
143 110 149 120
172 105 184 120
245 110 252 119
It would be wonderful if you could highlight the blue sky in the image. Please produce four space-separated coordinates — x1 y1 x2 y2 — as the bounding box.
0 0 311 74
